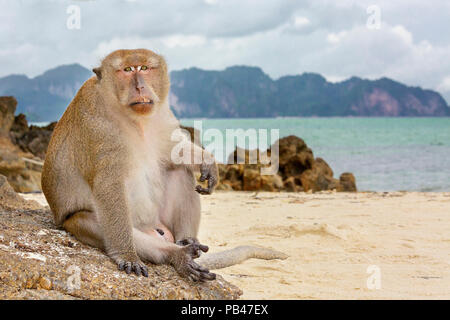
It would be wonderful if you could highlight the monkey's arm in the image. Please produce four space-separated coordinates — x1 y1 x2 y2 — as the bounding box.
172 136 219 194
188 144 218 195
195 246 289 270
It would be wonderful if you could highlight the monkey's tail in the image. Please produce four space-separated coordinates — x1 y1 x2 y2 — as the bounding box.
195 246 288 270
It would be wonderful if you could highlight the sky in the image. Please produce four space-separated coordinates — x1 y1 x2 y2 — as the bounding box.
1 0 450 102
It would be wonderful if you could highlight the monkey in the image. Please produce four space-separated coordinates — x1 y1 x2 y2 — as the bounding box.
41 49 287 281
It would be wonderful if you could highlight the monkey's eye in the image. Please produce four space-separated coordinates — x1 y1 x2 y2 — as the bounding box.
124 67 132 72
141 66 148 70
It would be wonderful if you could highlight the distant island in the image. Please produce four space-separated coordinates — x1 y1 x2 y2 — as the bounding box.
0 64 448 121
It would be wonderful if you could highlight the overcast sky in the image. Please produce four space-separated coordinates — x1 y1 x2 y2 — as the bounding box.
1 0 450 102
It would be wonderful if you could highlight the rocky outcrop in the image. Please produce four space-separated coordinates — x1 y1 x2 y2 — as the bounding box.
9 115 56 160
0 136 42 193
217 135 357 192
0 175 242 299
0 97 43 192
0 97 17 136
0 175 42 211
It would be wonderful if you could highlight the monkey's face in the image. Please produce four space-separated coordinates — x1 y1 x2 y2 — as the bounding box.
97 49 170 116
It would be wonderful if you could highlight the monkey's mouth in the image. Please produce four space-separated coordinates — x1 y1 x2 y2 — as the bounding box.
129 100 154 107
129 100 154 115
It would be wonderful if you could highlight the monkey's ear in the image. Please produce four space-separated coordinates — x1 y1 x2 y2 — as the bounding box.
93 67 102 80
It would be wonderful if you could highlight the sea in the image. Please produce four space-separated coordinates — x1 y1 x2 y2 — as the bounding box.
32 117 450 192
181 117 450 192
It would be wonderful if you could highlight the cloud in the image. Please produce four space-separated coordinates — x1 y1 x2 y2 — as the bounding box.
438 76 450 91
0 0 450 102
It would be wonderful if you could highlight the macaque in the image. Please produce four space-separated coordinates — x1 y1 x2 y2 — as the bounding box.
42 49 286 281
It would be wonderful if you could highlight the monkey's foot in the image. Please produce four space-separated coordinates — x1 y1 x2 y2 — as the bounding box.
117 259 149 277
170 242 216 282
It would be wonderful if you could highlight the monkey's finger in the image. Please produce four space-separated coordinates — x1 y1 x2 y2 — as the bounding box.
199 171 208 182
126 263 133 274
190 261 216 281
207 176 217 193
141 265 149 277
188 274 200 282
186 264 202 282
191 261 209 273
132 263 144 277
195 185 211 195
185 244 202 258
200 271 216 281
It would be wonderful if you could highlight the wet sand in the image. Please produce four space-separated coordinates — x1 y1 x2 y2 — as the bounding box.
23 191 450 299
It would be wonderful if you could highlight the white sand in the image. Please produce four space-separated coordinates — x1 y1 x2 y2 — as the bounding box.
198 191 450 299
22 191 450 299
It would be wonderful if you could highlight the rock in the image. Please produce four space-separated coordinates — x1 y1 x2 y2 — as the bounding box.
10 118 57 160
215 181 233 191
338 172 357 192
218 164 244 190
243 168 261 191
0 181 242 300
0 136 42 192
283 176 302 192
0 97 17 134
260 174 283 192
218 135 357 193
0 97 44 192
277 135 314 178
0 97 17 136
0 174 42 211
300 158 340 192
10 113 29 135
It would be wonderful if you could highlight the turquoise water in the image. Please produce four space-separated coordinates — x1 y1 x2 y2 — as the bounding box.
181 118 450 192
32 117 450 191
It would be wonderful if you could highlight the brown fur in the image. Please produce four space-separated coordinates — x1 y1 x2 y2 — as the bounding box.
42 49 217 280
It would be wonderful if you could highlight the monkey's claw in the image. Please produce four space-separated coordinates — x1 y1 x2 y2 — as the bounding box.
118 260 149 277
195 185 212 195
170 243 216 282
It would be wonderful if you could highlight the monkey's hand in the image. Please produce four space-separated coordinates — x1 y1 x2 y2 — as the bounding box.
169 242 216 282
114 254 149 277
176 237 209 254
195 162 218 195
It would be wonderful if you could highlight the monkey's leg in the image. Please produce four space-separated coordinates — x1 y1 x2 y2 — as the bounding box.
63 209 213 280
134 229 215 281
160 167 201 242
63 211 104 250
63 210 147 276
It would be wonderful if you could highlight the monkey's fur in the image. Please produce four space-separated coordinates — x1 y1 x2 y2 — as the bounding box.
42 49 287 281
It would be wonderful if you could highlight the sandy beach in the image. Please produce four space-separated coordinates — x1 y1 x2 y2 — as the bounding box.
23 191 450 299
198 191 450 299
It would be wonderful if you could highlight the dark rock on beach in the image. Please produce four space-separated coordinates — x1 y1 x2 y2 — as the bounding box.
217 135 357 193
9 115 56 160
